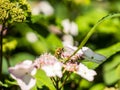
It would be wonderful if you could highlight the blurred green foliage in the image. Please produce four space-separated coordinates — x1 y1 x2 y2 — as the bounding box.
1 0 120 90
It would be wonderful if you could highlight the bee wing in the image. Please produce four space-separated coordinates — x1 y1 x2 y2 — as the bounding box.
82 47 106 64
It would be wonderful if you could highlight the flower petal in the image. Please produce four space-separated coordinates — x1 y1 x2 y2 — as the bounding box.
17 74 36 90
76 63 97 81
8 60 36 90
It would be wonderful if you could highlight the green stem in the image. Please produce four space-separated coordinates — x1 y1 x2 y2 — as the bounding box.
56 77 59 90
118 80 120 90
0 23 5 80
69 13 120 59
5 55 11 67
59 72 71 90
51 77 56 88
0 31 2 80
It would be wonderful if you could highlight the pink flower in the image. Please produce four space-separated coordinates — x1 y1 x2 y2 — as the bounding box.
34 53 63 78
8 60 37 90
76 63 97 81
63 62 78 72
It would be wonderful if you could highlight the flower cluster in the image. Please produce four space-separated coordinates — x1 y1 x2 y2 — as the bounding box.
34 53 62 78
8 45 106 90
0 0 31 23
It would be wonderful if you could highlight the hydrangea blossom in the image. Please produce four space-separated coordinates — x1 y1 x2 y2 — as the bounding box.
34 53 62 78
8 60 37 90
76 63 97 81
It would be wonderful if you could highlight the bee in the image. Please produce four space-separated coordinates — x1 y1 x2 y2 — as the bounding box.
55 47 64 58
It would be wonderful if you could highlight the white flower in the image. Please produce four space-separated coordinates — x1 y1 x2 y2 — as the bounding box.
34 53 63 78
42 62 62 78
62 34 74 46
61 19 78 36
26 32 38 43
76 63 97 81
8 60 37 90
31 1 54 16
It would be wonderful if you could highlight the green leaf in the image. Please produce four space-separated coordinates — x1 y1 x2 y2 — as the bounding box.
35 69 55 90
103 55 120 85
1 79 18 88
0 81 8 87
79 79 92 88
81 61 98 69
103 68 119 85
103 55 120 72
116 64 120 79
5 79 17 86
90 83 105 90
96 42 120 58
